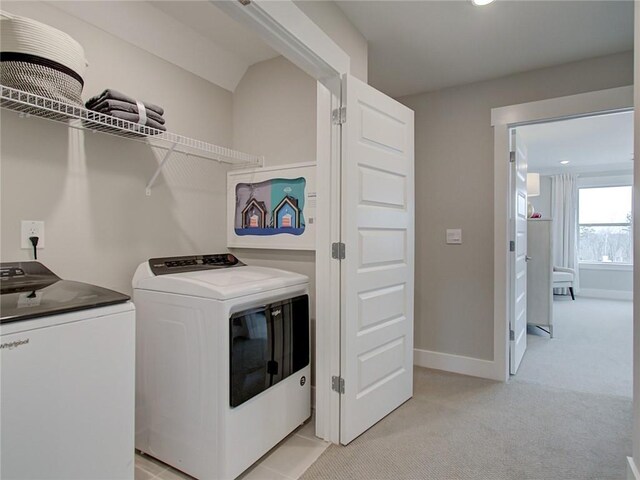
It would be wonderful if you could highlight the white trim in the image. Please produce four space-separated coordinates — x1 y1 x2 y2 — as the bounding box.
578 288 633 301
215 0 348 92
314 82 330 441
578 174 633 188
628 457 640 480
314 78 342 444
633 3 640 469
491 86 633 126
414 348 503 381
494 126 511 382
579 262 633 272
492 86 634 382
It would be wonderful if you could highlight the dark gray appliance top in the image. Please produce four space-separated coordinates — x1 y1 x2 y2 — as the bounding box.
0 262 130 324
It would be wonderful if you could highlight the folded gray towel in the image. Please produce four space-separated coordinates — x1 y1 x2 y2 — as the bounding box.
92 99 165 125
102 110 166 131
86 89 164 116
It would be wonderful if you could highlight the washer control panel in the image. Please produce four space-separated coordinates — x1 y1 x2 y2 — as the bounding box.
149 254 245 276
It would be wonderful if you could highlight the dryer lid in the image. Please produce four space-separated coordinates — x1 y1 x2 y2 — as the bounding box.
133 265 308 300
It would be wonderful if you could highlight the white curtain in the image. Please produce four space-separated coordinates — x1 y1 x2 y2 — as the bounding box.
551 174 579 293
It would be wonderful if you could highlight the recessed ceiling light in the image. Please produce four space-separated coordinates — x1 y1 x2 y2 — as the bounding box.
560 160 570 165
472 0 495 5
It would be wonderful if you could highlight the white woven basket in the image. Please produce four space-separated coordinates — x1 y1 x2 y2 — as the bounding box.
0 11 87 106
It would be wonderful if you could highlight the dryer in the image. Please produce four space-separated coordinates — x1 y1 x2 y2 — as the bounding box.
133 253 310 480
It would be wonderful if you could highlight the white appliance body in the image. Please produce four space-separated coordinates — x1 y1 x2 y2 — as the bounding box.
133 262 311 480
0 302 136 480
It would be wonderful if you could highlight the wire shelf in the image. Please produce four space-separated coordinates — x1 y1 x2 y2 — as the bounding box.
0 85 264 167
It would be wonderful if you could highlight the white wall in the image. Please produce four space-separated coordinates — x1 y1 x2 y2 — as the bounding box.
579 265 633 299
233 56 317 169
294 0 368 82
0 1 234 295
231 55 317 312
231 55 318 382
399 51 633 362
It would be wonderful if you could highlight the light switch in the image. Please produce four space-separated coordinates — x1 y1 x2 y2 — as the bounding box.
446 229 462 245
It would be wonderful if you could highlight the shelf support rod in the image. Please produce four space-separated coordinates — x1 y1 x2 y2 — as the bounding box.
146 142 178 196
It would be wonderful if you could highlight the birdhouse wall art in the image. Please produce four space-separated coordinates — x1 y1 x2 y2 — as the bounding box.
274 196 301 229
227 163 316 250
241 198 267 229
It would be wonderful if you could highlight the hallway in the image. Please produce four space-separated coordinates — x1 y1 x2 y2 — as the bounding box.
301 298 633 479
301 367 631 479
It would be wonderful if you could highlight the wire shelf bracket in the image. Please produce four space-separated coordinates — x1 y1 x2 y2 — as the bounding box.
146 142 178 196
0 85 265 195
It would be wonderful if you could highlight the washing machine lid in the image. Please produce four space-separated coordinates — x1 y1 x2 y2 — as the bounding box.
1 262 131 324
134 265 308 300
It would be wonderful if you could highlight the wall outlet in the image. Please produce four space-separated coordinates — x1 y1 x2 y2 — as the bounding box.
21 221 45 249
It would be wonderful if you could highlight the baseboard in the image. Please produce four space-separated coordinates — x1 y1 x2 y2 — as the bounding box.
628 457 640 480
414 348 500 380
578 288 633 300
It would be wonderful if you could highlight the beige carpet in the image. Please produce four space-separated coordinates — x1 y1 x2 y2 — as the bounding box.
516 297 632 397
301 298 633 480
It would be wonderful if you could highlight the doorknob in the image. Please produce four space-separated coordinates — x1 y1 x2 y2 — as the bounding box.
525 256 532 262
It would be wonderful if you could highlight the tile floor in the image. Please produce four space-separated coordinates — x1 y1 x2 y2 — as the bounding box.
134 419 329 480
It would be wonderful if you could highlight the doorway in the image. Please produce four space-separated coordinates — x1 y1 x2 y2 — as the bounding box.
491 85 634 382
508 111 634 397
217 1 417 448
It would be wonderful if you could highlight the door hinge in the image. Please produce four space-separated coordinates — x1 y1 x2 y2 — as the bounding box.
509 330 515 341
509 151 515 163
332 375 345 394
509 240 515 252
332 242 346 260
332 107 346 125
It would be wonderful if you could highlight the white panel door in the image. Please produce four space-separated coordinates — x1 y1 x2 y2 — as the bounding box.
340 74 414 444
510 130 528 374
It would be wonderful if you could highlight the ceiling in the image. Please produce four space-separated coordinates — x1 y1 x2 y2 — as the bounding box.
336 1 634 98
49 1 278 92
518 111 634 175
151 2 279 66
47 1 634 97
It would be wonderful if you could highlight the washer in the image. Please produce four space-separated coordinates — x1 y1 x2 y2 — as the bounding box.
133 253 311 480
0 262 135 480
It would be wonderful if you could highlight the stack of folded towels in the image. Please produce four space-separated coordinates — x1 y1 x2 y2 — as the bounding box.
85 89 166 132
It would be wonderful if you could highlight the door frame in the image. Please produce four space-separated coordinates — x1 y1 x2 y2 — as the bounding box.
215 0 349 443
508 128 529 375
315 77 343 443
491 85 633 381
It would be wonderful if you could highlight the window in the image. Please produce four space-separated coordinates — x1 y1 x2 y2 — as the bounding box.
578 186 632 264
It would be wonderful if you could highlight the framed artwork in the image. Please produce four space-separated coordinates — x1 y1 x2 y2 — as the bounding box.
227 162 316 250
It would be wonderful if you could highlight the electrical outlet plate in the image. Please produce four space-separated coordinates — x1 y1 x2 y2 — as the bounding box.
21 220 45 249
